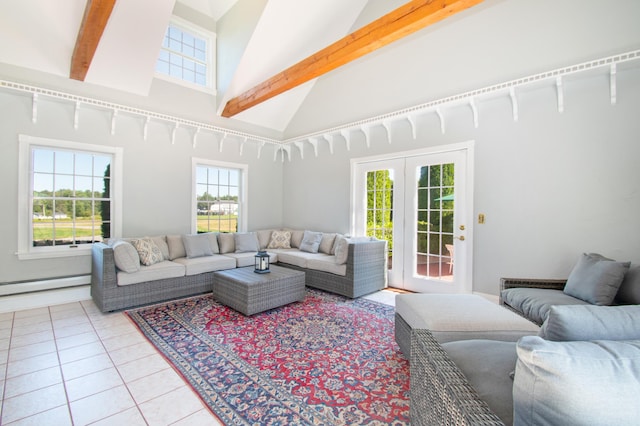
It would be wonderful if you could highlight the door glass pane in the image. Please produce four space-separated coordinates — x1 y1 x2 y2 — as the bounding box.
415 163 454 281
366 170 393 270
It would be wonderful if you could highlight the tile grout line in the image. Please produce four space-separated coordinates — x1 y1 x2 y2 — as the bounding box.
84 306 151 425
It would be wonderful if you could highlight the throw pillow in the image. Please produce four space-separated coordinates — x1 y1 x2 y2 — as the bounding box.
217 233 235 254
150 236 170 260
289 229 304 248
539 305 640 341
182 234 213 258
616 264 640 304
334 236 351 265
256 230 273 250
319 233 337 254
299 230 322 253
563 253 630 305
204 232 220 254
111 240 140 273
131 237 164 266
235 232 259 253
267 230 292 249
513 336 640 425
166 234 186 260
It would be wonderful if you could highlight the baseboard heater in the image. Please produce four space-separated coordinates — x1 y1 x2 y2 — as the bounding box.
0 275 91 313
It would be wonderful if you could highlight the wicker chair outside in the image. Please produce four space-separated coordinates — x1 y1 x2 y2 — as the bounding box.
410 328 506 426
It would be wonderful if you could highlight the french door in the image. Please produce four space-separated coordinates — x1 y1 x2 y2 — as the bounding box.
352 144 473 294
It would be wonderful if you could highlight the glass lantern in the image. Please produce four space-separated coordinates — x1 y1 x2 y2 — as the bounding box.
254 250 270 274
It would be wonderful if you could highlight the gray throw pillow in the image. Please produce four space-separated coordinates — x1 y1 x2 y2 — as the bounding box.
299 230 322 253
111 240 140 273
513 337 640 425
182 234 213 258
563 253 630 305
235 232 259 253
539 305 640 341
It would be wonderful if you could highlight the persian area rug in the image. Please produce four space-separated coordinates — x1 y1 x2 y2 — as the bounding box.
126 288 409 425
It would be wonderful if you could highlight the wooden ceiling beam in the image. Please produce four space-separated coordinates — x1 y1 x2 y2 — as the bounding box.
222 0 484 118
70 0 117 81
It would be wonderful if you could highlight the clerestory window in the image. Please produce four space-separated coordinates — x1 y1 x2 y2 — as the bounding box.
156 17 216 93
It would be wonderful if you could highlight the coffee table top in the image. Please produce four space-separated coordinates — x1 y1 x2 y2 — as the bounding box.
213 264 304 284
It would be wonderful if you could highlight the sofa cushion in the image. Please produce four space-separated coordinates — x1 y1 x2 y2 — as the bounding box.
396 294 540 343
204 232 220 254
501 287 590 325
267 230 292 249
111 240 140 273
334 236 350 264
131 237 164 266
256 230 273 250
306 255 347 276
182 234 214 258
223 251 277 268
539 304 640 341
513 336 640 426
319 233 337 254
173 255 236 275
235 232 259 253
276 251 328 269
616 264 640 304
150 236 170 260
442 340 517 425
166 234 186 260
299 230 322 253
563 252 630 305
218 233 235 254
288 229 304 248
116 260 185 286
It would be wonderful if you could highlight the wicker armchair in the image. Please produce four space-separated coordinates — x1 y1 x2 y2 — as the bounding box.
410 328 506 426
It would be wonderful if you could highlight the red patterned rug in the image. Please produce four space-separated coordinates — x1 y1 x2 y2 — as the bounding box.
126 288 409 425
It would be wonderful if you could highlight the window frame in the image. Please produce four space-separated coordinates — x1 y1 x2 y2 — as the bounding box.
192 158 248 234
17 135 123 260
155 16 217 95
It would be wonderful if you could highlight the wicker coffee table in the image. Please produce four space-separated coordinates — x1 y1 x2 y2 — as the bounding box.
212 265 306 315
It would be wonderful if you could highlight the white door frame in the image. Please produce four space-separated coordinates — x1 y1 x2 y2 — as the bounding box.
350 141 475 293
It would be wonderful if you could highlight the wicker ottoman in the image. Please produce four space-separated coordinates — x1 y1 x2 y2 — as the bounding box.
212 265 306 315
395 294 540 357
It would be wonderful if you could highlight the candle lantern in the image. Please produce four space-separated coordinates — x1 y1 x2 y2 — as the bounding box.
254 250 270 274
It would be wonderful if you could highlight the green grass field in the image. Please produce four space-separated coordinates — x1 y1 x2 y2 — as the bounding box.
197 214 238 233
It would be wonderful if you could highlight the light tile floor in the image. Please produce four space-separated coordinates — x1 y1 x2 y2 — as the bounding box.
0 290 397 425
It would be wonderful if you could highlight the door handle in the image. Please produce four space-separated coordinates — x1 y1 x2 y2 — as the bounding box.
455 235 465 241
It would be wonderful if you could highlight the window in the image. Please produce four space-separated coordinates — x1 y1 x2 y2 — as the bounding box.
156 17 216 92
193 159 247 234
18 135 122 259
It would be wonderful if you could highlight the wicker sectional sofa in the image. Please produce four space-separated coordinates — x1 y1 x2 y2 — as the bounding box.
409 254 640 425
91 229 387 312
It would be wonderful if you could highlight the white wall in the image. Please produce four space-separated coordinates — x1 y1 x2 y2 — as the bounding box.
281 67 640 296
0 87 283 284
285 0 640 136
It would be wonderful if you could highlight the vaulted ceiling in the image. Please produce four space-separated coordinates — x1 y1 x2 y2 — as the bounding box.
0 0 489 137
1 0 637 141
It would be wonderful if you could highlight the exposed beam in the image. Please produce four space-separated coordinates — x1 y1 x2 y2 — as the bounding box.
222 0 484 118
70 0 117 81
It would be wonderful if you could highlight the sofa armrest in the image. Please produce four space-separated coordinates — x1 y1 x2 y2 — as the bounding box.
91 242 118 309
499 277 567 306
410 329 505 426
